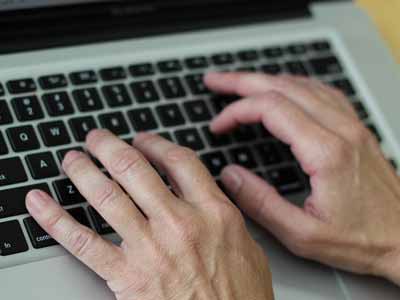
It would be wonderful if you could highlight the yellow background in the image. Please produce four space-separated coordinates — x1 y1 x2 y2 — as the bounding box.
357 0 400 63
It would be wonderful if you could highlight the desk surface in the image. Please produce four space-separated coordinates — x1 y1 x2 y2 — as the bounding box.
357 0 400 63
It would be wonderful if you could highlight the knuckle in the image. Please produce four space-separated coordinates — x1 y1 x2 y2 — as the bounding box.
68 227 97 258
322 136 353 169
346 123 374 145
168 214 201 244
211 200 243 226
93 180 121 210
43 211 64 231
111 147 143 175
166 146 197 164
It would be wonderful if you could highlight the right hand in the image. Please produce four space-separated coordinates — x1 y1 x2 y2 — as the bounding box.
205 72 400 286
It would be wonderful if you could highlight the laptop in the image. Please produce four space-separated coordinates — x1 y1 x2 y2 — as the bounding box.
0 0 400 299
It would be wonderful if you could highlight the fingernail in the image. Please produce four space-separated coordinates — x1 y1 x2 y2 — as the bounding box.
221 166 243 195
27 190 49 214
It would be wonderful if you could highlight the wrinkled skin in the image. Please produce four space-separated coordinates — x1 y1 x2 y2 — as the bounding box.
206 72 400 286
25 128 274 300
25 72 400 300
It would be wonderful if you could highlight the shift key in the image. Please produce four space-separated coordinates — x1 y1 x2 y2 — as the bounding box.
0 157 28 187
0 183 51 219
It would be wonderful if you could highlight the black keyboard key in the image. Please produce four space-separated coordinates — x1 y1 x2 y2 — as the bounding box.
100 67 127 81
211 52 235 65
7 78 36 94
389 159 397 170
202 126 232 147
68 207 91 228
24 217 57 249
57 146 85 163
129 63 155 77
26 152 59 179
0 100 13 125
236 66 257 72
237 49 259 62
0 132 8 155
185 74 210 95
130 81 160 103
38 121 71 147
158 131 173 141
38 74 68 90
156 104 186 127
310 40 331 52
88 206 115 235
233 126 258 142
266 166 305 195
285 61 309 76
174 128 205 151
201 151 228 176
287 44 308 55
53 178 86 206
42 92 74 116
330 78 356 96
0 157 28 186
70 70 98 85
278 142 296 162
367 124 382 143
263 47 284 58
261 63 282 75
183 99 212 122
128 108 158 131
353 101 369 120
73 88 104 112
0 220 29 256
256 142 283 166
309 56 343 76
0 83 4 96
102 84 132 108
229 147 258 169
157 59 183 73
0 183 51 219
185 56 209 69
211 94 239 113
7 126 40 152
69 116 98 142
158 77 187 99
11 96 44 121
98 112 130 135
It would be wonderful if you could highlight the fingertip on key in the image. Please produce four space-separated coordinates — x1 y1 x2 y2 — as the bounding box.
26 189 50 214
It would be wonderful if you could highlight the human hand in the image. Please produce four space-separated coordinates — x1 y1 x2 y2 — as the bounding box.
205 72 400 285
25 130 274 300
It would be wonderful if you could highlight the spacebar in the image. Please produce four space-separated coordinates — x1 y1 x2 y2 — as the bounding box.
0 183 51 219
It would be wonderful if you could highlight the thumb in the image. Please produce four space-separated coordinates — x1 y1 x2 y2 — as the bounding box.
221 165 318 250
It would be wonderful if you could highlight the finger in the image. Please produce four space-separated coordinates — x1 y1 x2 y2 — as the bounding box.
62 150 147 242
86 130 178 218
221 165 320 252
205 72 355 129
133 133 224 205
26 190 124 281
210 91 334 174
295 76 357 118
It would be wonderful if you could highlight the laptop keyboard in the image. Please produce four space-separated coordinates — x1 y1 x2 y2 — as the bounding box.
0 39 395 263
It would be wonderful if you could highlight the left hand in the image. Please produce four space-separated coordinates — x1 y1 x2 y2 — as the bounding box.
25 130 274 300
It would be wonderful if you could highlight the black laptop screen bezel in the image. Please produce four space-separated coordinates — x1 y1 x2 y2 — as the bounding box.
0 0 310 54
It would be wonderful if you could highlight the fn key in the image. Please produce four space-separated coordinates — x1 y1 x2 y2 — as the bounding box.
0 220 29 256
